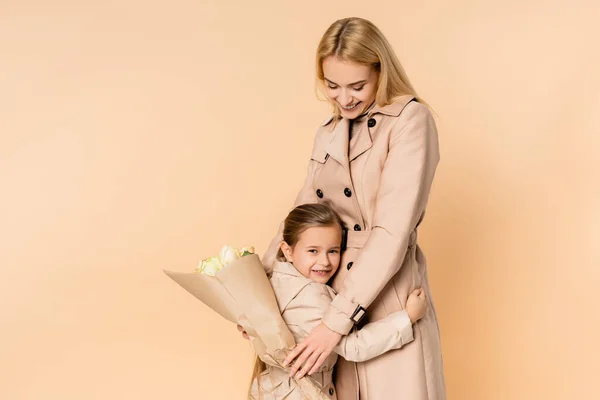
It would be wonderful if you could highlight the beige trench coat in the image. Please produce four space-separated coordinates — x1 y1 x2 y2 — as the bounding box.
263 96 446 400
250 261 415 399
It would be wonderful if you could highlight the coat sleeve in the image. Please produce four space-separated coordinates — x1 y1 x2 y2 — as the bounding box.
323 102 440 335
285 283 414 362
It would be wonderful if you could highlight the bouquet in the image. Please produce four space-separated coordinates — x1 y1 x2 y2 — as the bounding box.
163 245 328 399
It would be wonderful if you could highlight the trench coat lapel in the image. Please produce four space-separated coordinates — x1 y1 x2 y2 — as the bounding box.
324 118 350 171
348 118 373 162
323 95 415 166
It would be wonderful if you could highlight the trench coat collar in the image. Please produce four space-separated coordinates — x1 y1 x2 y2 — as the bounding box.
321 95 416 166
319 94 416 127
369 94 416 117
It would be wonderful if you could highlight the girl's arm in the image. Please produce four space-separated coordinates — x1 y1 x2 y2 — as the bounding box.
284 283 420 364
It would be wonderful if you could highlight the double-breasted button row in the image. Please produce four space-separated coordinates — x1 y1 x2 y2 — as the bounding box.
347 261 354 270
353 224 361 231
317 187 353 198
329 387 335 395
368 118 376 128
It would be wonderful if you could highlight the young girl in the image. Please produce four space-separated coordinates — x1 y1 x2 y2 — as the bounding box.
249 203 427 399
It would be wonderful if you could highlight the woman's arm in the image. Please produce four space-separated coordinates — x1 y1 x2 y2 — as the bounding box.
323 101 440 335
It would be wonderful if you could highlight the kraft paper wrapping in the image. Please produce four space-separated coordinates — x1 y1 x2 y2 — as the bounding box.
164 254 328 399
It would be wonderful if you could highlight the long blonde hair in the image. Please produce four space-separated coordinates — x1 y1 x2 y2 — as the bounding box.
316 17 428 121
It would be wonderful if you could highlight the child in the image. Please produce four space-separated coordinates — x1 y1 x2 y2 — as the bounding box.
249 203 427 399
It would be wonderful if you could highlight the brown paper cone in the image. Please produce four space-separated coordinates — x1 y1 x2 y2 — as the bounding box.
164 254 329 399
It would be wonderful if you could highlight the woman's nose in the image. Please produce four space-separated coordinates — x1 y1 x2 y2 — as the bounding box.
339 88 352 105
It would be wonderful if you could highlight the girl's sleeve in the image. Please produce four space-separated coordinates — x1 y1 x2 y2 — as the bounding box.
322 102 440 335
285 283 415 362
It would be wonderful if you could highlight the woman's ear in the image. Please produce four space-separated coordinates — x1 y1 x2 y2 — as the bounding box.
280 241 293 263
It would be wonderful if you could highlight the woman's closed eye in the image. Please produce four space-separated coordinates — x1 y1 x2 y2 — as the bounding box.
326 84 364 91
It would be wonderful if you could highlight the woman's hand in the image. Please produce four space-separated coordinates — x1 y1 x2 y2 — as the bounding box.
237 324 249 340
283 322 342 378
406 288 428 323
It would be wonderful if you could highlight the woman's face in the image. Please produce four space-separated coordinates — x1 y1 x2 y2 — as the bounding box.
322 56 379 120
281 225 342 284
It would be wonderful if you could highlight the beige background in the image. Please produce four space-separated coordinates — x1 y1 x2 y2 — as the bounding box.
1 0 599 399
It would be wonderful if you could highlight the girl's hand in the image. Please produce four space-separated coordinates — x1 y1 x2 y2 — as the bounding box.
406 288 428 323
283 322 342 379
237 324 249 340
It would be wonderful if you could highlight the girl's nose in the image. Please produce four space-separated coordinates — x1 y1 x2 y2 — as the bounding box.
319 252 330 266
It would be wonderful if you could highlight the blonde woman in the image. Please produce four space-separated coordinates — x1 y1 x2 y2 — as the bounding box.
244 17 446 399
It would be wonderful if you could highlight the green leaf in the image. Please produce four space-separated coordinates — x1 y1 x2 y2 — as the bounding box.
241 250 251 257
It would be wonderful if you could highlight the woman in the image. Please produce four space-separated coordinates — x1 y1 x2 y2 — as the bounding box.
259 17 446 399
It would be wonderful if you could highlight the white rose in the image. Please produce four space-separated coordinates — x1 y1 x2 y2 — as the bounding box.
218 245 239 267
194 258 207 273
201 256 223 276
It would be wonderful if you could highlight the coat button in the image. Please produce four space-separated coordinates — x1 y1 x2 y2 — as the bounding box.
353 224 361 231
316 189 323 198
329 387 335 395
344 188 352 197
368 118 376 128
347 262 353 270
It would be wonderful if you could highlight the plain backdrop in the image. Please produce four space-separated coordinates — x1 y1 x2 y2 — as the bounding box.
1 1 599 399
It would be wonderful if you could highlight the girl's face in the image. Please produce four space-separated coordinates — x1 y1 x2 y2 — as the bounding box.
281 225 342 284
322 56 379 120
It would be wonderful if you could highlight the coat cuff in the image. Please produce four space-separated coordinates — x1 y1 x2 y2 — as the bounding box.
322 294 364 335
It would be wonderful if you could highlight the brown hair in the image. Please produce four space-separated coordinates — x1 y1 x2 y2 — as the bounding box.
276 203 344 260
315 17 430 122
248 355 266 399
248 203 343 398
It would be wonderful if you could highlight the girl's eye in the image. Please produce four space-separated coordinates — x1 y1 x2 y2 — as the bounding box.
308 249 318 254
329 250 339 254
327 85 338 90
353 86 365 91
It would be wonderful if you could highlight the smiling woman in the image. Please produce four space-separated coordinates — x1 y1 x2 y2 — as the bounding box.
322 59 378 118
259 17 446 400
